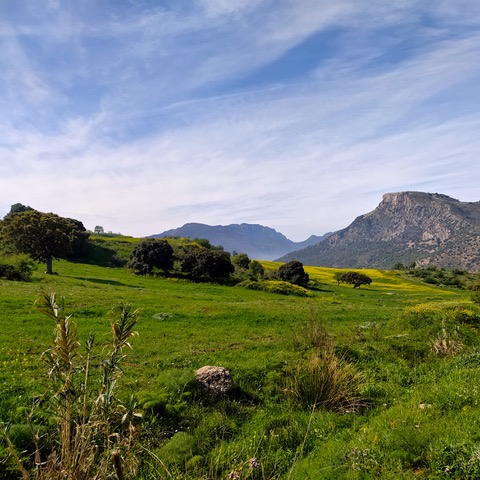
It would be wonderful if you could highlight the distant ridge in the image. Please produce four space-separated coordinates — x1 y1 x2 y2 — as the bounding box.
151 223 330 260
279 192 480 272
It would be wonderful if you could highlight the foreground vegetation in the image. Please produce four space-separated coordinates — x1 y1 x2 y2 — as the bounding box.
1 240 480 478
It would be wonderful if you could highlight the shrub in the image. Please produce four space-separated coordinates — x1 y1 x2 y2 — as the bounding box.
405 302 480 329
231 253 250 270
0 254 35 281
404 303 442 328
469 282 480 292
264 280 312 297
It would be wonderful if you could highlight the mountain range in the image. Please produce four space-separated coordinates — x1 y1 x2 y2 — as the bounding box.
151 223 330 261
279 192 480 272
152 192 480 272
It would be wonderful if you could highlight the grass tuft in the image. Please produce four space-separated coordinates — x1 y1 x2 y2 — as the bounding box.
286 348 366 413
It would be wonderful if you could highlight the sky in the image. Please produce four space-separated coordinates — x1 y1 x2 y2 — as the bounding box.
1 1 480 241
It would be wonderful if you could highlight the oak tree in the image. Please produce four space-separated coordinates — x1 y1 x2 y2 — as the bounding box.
180 247 234 281
0 209 89 274
337 271 372 288
128 238 174 275
278 260 309 286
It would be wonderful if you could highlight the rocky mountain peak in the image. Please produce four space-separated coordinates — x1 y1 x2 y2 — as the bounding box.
279 192 480 272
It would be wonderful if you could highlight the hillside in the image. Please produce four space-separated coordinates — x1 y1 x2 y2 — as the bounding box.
279 191 480 271
151 222 329 260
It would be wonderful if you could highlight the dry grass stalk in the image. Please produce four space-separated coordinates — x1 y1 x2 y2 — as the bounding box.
430 320 463 357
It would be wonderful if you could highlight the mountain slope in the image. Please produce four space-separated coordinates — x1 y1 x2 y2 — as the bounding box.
279 192 480 271
151 223 329 260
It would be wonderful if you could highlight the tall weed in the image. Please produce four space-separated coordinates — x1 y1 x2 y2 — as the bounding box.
5 293 142 480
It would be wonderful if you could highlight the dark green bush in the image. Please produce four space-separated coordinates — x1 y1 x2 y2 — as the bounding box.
0 254 35 281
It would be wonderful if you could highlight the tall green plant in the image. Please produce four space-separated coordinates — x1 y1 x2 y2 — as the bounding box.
6 293 141 480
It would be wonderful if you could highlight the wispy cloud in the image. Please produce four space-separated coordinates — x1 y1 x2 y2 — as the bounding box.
1 1 479 241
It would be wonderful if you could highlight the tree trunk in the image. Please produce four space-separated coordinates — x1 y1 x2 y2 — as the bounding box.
45 256 53 274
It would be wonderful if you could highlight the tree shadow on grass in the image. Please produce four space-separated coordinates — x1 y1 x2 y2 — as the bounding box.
69 242 128 268
308 282 334 293
70 277 139 288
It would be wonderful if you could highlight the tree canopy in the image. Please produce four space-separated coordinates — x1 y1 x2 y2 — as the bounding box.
0 209 89 274
128 238 174 275
232 253 250 270
336 271 372 288
5 203 34 217
249 260 265 280
278 260 309 286
180 247 234 281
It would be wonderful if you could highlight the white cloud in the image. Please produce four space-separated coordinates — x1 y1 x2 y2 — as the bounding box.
1 1 480 242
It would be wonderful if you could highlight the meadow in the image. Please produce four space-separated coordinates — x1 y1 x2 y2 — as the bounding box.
1 243 480 479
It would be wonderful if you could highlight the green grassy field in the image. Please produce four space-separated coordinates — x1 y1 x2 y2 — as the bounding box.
1 250 480 479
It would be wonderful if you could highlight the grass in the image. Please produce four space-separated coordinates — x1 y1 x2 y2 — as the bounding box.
1 246 480 478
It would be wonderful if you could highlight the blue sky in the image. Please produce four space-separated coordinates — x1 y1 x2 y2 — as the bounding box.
1 1 480 240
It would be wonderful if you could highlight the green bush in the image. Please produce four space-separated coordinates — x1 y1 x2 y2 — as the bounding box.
0 254 35 281
248 260 264 280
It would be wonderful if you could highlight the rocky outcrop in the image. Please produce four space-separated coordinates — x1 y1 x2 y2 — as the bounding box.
279 192 480 272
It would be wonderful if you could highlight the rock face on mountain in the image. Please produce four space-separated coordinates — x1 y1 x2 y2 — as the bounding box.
151 223 328 260
279 192 480 272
